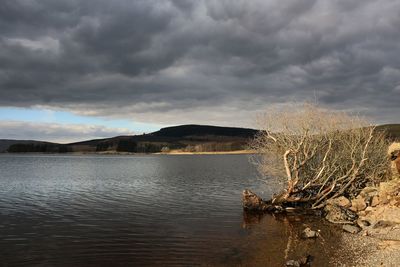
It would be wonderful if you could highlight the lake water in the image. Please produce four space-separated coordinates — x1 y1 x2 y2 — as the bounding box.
0 154 362 266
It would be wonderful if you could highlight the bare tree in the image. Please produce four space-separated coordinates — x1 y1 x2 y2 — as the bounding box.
249 103 390 209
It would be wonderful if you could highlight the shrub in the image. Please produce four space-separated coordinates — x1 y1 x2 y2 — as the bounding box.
249 103 390 208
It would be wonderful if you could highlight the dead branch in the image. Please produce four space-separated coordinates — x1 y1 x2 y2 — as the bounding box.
249 103 390 209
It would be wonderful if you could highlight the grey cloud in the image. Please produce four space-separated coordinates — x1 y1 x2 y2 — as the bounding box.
1 0 400 126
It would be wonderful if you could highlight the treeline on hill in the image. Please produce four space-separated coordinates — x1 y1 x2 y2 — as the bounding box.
6 140 166 153
96 140 245 153
96 140 168 153
3 125 258 153
4 124 400 154
6 140 248 153
8 143 71 153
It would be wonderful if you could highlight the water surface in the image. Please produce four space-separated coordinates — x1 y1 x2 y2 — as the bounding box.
0 154 360 266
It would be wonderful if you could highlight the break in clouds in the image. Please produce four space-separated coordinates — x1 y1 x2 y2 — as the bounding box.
1 0 400 128
0 121 134 143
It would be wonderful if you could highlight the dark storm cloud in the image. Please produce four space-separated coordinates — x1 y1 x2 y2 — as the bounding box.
1 0 400 126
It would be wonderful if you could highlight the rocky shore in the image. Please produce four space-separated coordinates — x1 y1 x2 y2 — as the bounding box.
325 179 400 265
242 178 400 266
242 141 400 266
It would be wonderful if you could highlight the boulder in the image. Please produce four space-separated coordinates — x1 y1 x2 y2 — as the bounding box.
388 142 400 156
371 195 380 207
286 260 301 267
286 255 312 267
327 196 351 208
350 197 367 212
359 187 378 198
343 224 361 234
376 206 400 224
388 143 400 177
301 227 319 238
373 220 396 229
392 151 400 176
359 206 400 227
356 219 371 228
365 206 373 212
379 181 400 201
358 187 378 206
324 204 358 224
358 210 367 216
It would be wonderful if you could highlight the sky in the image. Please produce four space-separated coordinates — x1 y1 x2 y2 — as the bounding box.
1 0 400 143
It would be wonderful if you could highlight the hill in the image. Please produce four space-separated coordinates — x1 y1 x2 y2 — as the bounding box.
1 124 258 153
152 124 257 138
3 123 399 154
0 140 57 153
376 124 400 140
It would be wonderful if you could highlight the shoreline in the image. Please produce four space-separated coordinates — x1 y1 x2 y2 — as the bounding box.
1 150 256 156
342 230 400 266
155 149 254 155
243 176 400 266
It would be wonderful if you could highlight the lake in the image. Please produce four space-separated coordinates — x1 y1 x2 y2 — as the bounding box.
0 154 361 266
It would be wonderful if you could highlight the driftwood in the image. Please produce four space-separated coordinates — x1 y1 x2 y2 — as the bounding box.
242 189 276 212
242 189 327 213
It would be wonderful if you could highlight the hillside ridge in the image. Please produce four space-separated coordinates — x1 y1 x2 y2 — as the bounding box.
1 124 258 153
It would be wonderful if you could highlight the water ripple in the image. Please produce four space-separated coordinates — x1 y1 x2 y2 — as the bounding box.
0 154 288 266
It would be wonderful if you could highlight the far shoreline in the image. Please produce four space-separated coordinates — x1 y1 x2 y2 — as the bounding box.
1 150 256 156
156 149 255 155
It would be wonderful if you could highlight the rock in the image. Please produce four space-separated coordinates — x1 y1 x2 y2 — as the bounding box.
379 181 400 200
388 142 400 156
350 197 367 212
359 205 400 230
242 189 269 211
392 196 400 207
271 205 284 213
286 260 301 267
327 196 351 208
358 211 366 216
357 219 371 228
365 206 373 212
359 187 378 205
286 255 312 266
325 204 358 224
359 187 378 198
371 195 380 207
392 151 400 176
301 227 319 238
373 220 396 229
388 143 400 177
343 224 361 234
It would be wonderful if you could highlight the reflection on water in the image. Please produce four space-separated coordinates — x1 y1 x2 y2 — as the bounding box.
0 154 358 266
234 212 360 266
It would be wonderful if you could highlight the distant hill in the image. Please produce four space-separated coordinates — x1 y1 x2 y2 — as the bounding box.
3 124 399 154
1 124 258 153
376 124 400 140
0 140 56 153
152 124 257 138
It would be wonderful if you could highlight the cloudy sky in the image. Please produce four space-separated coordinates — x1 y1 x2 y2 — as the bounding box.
1 0 400 142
